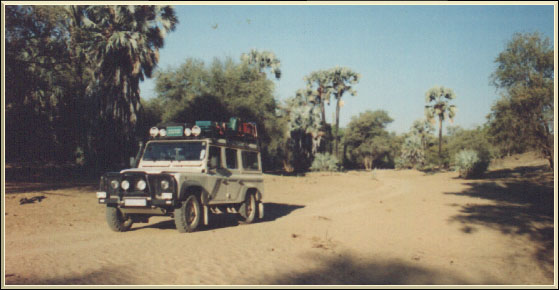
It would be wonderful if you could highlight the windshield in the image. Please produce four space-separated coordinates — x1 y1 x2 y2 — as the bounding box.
142 141 206 162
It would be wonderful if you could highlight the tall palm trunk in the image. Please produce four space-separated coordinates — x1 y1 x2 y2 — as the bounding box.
317 87 327 126
438 117 443 160
335 97 341 158
320 101 326 127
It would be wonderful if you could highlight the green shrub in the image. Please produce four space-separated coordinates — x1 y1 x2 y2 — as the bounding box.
394 157 408 170
310 153 341 172
454 149 489 178
399 134 425 169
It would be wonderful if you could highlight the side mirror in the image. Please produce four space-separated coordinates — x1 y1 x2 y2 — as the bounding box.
129 157 136 168
131 141 144 168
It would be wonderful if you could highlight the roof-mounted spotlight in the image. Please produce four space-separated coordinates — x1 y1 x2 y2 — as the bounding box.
150 127 159 137
192 126 201 137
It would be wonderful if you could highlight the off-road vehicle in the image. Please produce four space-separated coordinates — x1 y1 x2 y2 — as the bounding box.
96 118 264 233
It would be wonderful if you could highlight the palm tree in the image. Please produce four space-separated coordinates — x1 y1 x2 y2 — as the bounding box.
424 86 457 158
69 5 178 127
67 5 177 167
280 89 322 172
304 70 334 126
241 49 281 80
330 67 360 157
284 89 322 153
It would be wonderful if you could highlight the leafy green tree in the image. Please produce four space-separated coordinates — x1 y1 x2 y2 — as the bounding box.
445 125 493 167
154 56 286 170
136 98 164 139
330 67 360 157
486 98 529 156
489 32 554 168
424 86 457 159
5 6 83 163
344 110 394 170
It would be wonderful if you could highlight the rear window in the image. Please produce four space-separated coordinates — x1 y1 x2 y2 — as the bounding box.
241 151 259 171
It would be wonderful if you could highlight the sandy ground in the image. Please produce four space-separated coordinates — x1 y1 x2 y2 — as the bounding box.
3 153 555 285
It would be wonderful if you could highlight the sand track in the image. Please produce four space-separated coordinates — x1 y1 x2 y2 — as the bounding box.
3 162 555 285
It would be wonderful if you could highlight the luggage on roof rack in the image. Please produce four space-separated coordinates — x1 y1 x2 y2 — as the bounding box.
149 118 258 140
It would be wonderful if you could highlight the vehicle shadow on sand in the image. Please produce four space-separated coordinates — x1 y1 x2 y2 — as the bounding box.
445 164 554 278
131 202 305 232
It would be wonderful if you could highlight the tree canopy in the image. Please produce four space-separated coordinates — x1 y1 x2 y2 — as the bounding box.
489 32 554 168
344 110 394 170
154 56 286 169
5 5 177 170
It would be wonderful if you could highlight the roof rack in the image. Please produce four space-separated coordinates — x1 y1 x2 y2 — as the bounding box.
148 117 259 145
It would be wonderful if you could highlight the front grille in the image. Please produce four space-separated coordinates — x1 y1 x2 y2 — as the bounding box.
121 173 150 197
102 172 175 198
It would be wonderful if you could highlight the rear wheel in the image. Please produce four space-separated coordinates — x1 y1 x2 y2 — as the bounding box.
106 206 133 232
239 192 257 224
175 194 201 233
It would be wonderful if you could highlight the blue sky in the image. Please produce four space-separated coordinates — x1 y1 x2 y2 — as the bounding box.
139 4 555 134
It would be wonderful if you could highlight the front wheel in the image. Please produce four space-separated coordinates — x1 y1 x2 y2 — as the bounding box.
106 206 133 232
239 192 257 224
174 195 201 233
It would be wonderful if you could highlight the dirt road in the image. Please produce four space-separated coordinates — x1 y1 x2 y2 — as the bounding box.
3 159 555 285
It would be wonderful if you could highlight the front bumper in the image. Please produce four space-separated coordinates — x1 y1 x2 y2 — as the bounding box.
97 195 176 207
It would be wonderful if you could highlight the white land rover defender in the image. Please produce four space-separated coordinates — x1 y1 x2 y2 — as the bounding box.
96 118 264 233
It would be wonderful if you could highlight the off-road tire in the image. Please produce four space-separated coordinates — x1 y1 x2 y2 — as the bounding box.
175 194 201 233
106 206 133 232
239 192 257 224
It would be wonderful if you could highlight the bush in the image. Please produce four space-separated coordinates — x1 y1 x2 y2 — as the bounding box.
399 134 425 169
454 149 489 178
310 153 341 172
424 146 450 169
394 157 409 170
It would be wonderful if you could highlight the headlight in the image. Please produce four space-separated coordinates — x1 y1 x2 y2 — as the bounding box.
161 180 170 190
110 180 120 189
121 180 130 190
136 179 147 191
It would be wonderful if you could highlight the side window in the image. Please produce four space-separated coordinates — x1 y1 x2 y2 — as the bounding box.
225 148 238 169
241 151 260 171
208 146 222 169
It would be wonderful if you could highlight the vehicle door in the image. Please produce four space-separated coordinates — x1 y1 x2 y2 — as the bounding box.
207 145 228 201
223 148 242 201
240 150 263 189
